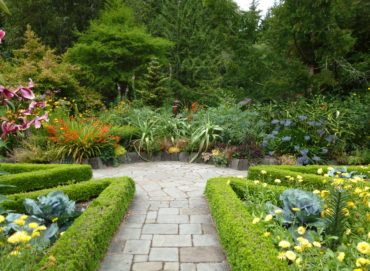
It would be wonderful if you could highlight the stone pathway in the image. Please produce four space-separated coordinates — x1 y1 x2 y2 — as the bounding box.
94 162 245 271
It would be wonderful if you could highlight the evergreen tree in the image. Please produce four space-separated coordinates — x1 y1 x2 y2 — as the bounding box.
138 57 172 107
66 1 172 102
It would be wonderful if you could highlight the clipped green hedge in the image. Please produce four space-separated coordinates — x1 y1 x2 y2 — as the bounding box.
248 165 369 190
3 177 135 271
0 163 92 194
205 177 289 271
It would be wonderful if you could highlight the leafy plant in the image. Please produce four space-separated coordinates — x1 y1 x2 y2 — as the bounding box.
267 189 324 228
189 115 223 162
323 187 349 249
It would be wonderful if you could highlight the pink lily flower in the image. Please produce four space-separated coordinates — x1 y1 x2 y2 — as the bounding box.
17 117 33 131
17 80 35 100
0 85 15 99
33 112 49 129
1 121 18 139
0 30 5 44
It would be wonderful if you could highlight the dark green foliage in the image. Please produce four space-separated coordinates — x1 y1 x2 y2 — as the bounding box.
66 2 172 101
324 188 349 249
1 0 105 53
0 163 92 194
205 177 289 271
1 177 135 271
138 57 172 107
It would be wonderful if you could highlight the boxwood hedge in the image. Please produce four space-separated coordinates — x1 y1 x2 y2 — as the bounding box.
205 177 289 271
3 177 135 271
0 163 92 194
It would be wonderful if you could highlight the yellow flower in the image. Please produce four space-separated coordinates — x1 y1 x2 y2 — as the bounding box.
313 190 320 194
263 232 271 237
313 241 321 248
261 170 267 175
0 215 5 223
327 167 334 171
294 245 304 252
357 242 370 255
345 229 352 235
274 209 283 215
317 168 323 175
297 226 306 235
252 218 260 224
9 250 20 256
277 252 286 260
347 201 356 209
292 208 300 212
168 146 181 154
274 179 281 184
285 250 296 261
264 214 273 222
31 230 41 238
342 208 350 216
297 237 312 249
7 231 31 244
52 218 59 223
279 240 291 248
20 215 28 220
262 183 267 187
320 190 330 198
295 257 302 267
28 222 39 229
337 252 345 262
253 180 260 185
356 257 370 267
37 225 47 231
353 269 363 271
14 219 25 226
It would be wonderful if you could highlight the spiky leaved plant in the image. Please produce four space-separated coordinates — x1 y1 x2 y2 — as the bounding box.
324 187 349 249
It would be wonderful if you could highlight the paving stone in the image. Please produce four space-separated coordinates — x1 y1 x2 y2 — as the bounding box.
180 208 209 215
157 214 189 224
133 254 148 262
141 234 153 240
123 240 151 254
164 262 180 270
126 215 146 224
117 228 141 240
180 263 196 271
180 247 225 262
132 262 162 271
202 224 217 235
100 254 133 271
142 224 178 234
153 235 192 247
193 235 219 246
158 208 179 215
170 200 189 208
108 239 125 253
197 263 229 271
149 248 179 261
190 215 213 224
179 224 202 235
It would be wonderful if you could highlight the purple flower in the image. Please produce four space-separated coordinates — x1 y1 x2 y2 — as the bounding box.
321 147 328 154
300 149 309 156
1 121 18 139
317 129 325 137
33 112 49 128
282 136 291 142
272 130 279 135
266 133 275 140
294 145 300 151
325 135 336 143
271 119 279 125
312 156 321 162
308 121 321 127
0 30 5 44
304 135 310 141
297 156 309 165
298 115 307 121
16 79 35 100
284 119 293 127
262 140 268 147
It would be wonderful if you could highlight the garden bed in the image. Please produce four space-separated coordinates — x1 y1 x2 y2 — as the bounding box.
0 163 92 194
205 165 370 271
1 177 135 271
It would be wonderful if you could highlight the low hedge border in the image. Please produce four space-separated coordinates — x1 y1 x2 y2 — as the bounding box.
248 165 369 190
205 177 289 271
0 163 92 194
3 176 135 271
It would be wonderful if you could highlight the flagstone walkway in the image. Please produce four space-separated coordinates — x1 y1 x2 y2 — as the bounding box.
94 162 245 271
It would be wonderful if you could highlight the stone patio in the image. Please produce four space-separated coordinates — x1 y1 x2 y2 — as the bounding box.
94 162 245 271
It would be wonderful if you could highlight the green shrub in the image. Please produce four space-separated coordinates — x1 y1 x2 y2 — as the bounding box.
109 125 139 145
205 177 289 271
1 177 135 271
0 164 92 194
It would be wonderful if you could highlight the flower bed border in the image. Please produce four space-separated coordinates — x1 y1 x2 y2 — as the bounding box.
248 165 369 190
3 177 135 271
205 177 289 271
0 163 92 194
